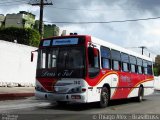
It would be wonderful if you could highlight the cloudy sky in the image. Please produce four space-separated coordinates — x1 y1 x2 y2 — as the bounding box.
0 0 160 60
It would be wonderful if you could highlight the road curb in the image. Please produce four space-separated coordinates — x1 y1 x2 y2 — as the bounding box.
0 93 35 100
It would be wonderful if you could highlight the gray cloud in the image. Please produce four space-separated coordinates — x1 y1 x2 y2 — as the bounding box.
124 0 160 16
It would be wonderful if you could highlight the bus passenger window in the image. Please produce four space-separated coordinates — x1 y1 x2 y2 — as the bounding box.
138 66 142 74
122 62 129 72
102 58 110 69
131 64 136 73
147 61 153 75
100 46 111 69
113 60 120 70
143 67 147 74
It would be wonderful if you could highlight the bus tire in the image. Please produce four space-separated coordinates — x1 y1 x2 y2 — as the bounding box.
136 86 144 102
99 87 110 108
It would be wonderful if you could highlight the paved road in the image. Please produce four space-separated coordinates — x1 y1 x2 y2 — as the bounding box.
0 91 160 120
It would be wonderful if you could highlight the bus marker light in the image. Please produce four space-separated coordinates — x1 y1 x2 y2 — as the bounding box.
81 88 86 92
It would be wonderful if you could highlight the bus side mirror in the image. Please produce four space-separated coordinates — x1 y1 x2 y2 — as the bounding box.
31 50 38 62
93 48 98 57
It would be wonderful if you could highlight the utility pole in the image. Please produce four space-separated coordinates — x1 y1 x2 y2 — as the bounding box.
139 46 147 55
29 0 53 38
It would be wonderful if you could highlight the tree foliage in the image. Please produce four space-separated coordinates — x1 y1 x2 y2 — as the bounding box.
0 27 40 47
154 64 160 76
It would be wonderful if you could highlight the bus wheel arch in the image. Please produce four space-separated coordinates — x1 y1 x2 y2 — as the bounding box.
136 85 144 102
99 84 110 108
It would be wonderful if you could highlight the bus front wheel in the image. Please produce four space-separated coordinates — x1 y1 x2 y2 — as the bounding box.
99 87 110 108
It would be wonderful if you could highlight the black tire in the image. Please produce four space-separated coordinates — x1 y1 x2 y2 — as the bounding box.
136 86 144 102
99 87 110 108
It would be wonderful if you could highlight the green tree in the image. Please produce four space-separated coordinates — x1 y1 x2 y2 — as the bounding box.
0 27 40 47
153 63 160 76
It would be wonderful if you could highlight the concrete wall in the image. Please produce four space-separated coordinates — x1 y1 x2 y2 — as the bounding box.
5 14 23 28
0 40 37 87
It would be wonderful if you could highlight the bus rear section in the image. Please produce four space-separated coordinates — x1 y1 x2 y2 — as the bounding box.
34 35 154 108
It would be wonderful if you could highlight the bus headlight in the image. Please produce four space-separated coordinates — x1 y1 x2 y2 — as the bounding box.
35 85 46 92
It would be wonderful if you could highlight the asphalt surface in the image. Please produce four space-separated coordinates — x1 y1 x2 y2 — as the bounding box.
0 91 160 120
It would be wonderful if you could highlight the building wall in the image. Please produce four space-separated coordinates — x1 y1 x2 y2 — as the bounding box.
5 12 35 28
155 55 160 65
0 40 37 86
44 24 59 38
5 14 23 28
0 14 5 27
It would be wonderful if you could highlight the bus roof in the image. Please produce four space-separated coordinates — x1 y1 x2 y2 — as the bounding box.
41 34 152 61
91 36 152 62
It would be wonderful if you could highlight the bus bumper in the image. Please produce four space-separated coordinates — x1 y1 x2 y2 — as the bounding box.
35 91 87 103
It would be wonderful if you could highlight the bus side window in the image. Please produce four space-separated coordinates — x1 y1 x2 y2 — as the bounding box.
137 58 143 74
88 47 100 78
102 58 110 69
143 60 148 74
147 61 153 75
113 60 121 70
111 49 121 71
122 62 129 72
121 53 129 72
131 64 136 73
138 65 142 74
100 46 111 69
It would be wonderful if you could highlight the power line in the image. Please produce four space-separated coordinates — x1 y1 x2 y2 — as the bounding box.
46 6 141 12
0 0 28 6
0 3 28 6
44 16 160 24
0 0 28 4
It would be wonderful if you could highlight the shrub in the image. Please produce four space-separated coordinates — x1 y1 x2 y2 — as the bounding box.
0 27 40 47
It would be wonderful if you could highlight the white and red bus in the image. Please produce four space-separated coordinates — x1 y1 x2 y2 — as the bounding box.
32 34 154 108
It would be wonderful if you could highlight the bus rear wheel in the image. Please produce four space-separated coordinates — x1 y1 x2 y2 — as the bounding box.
99 87 110 108
136 86 144 102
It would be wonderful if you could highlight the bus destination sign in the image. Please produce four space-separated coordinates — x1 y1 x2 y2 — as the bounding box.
52 38 78 46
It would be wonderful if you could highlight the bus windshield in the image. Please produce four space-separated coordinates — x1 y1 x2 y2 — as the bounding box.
36 47 85 78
